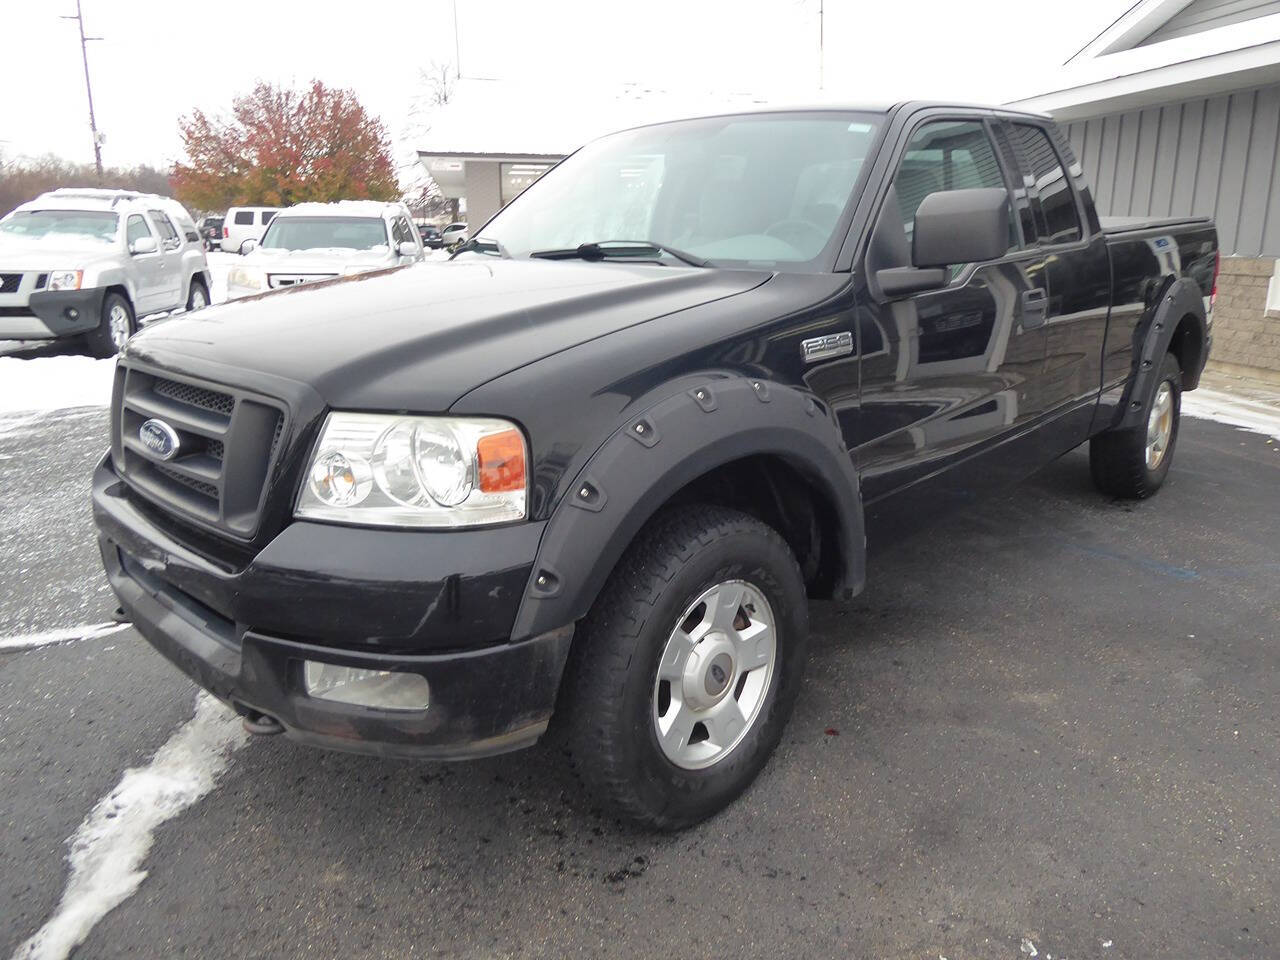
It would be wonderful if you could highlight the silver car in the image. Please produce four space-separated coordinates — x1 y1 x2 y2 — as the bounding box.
0 188 211 357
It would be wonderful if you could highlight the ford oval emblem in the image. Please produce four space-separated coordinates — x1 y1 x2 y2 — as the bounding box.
138 418 181 461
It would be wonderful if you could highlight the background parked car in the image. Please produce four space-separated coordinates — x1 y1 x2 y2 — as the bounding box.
223 206 281 254
225 200 426 299
0 187 210 356
197 215 224 251
419 223 444 249
441 222 468 248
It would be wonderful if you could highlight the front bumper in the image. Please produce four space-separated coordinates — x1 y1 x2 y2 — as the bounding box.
24 287 105 337
93 455 572 759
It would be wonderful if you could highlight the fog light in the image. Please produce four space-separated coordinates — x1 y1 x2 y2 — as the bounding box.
303 661 430 710
66 308 79 320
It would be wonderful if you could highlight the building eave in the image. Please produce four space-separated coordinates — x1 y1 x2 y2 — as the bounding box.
1010 14 1280 119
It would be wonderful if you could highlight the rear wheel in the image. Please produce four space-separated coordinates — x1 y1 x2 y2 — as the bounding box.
560 505 809 830
84 292 135 358
1090 351 1182 498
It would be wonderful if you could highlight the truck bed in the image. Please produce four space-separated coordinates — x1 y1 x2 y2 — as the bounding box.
1099 215 1214 235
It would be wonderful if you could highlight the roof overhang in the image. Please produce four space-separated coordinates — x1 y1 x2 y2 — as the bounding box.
1010 13 1280 120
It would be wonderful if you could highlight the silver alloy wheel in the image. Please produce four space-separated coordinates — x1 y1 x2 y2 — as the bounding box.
1146 381 1174 470
652 579 777 770
107 303 131 352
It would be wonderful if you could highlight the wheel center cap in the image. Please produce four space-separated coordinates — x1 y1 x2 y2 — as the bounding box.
682 633 736 710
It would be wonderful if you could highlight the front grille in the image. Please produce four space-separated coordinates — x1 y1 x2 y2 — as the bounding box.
267 273 337 289
153 377 235 415
112 364 288 540
0 273 21 294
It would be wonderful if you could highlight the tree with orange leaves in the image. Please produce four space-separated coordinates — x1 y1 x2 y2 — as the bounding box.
172 80 399 212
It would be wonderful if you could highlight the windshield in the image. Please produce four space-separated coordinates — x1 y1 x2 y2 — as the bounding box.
0 210 119 247
475 112 882 266
260 216 388 251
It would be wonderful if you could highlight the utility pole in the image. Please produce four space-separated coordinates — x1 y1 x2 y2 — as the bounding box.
452 0 462 79
818 0 825 91
61 0 104 181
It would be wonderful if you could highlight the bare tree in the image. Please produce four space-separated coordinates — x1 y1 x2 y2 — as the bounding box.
404 61 460 221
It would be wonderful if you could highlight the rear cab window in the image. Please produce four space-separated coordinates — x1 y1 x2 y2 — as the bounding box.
233 210 254 225
1003 122 1082 245
261 211 276 226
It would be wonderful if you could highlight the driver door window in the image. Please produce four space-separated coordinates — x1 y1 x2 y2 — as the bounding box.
126 215 153 251
892 120 1012 254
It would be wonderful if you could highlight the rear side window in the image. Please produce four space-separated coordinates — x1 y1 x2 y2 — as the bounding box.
233 211 253 225
261 211 276 225
1008 124 1081 244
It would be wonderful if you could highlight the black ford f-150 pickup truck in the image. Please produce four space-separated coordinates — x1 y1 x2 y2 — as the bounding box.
93 103 1216 828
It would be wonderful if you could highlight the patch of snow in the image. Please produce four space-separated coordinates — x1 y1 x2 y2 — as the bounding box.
1020 938 1039 957
1183 386 1280 441
0 356 117 415
10 692 249 960
0 622 129 653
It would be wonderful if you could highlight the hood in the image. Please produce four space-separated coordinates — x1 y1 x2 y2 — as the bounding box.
0 236 115 270
128 258 772 411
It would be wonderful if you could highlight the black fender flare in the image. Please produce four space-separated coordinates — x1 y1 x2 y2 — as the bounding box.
509 374 866 641
1114 276 1206 431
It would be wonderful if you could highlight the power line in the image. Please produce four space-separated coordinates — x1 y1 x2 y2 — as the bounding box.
60 0 104 181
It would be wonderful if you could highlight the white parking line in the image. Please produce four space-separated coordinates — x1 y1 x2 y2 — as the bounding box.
10 692 249 960
0 622 130 653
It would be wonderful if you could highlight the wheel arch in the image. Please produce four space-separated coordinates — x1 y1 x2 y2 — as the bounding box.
509 375 866 642
1115 276 1206 431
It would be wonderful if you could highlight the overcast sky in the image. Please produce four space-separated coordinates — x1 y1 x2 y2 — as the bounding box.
2 0 1129 175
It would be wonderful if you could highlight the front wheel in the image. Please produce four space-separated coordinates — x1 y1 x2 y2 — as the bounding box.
560 505 809 830
84 292 135 358
187 276 210 311
1090 351 1183 498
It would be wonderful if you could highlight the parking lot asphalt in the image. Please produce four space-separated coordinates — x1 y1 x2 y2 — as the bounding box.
1 405 1277 960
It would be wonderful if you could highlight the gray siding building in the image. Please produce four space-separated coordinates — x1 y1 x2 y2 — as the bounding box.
1012 0 1280 381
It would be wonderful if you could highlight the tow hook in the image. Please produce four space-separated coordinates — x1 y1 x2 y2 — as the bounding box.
242 712 285 736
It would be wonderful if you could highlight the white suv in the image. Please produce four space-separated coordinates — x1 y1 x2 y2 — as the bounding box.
226 201 426 300
0 188 211 356
223 206 282 255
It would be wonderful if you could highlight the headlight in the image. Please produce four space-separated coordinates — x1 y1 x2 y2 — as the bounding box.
48 270 83 291
296 413 527 528
227 266 262 291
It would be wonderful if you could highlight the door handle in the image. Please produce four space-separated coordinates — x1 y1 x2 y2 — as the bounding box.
1021 287 1048 329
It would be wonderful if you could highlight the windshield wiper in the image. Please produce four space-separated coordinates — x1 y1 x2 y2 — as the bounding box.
451 236 512 259
530 240 710 268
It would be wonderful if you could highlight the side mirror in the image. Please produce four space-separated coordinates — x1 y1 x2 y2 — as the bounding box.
397 241 419 258
239 238 258 255
912 187 1010 268
129 236 157 255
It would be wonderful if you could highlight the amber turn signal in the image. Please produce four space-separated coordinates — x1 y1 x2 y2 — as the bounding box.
477 428 526 493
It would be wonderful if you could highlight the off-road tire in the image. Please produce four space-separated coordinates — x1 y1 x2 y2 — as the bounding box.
84 292 135 358
559 504 809 830
1090 351 1183 499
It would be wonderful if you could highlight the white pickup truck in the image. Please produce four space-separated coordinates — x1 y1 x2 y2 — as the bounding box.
0 188 211 357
